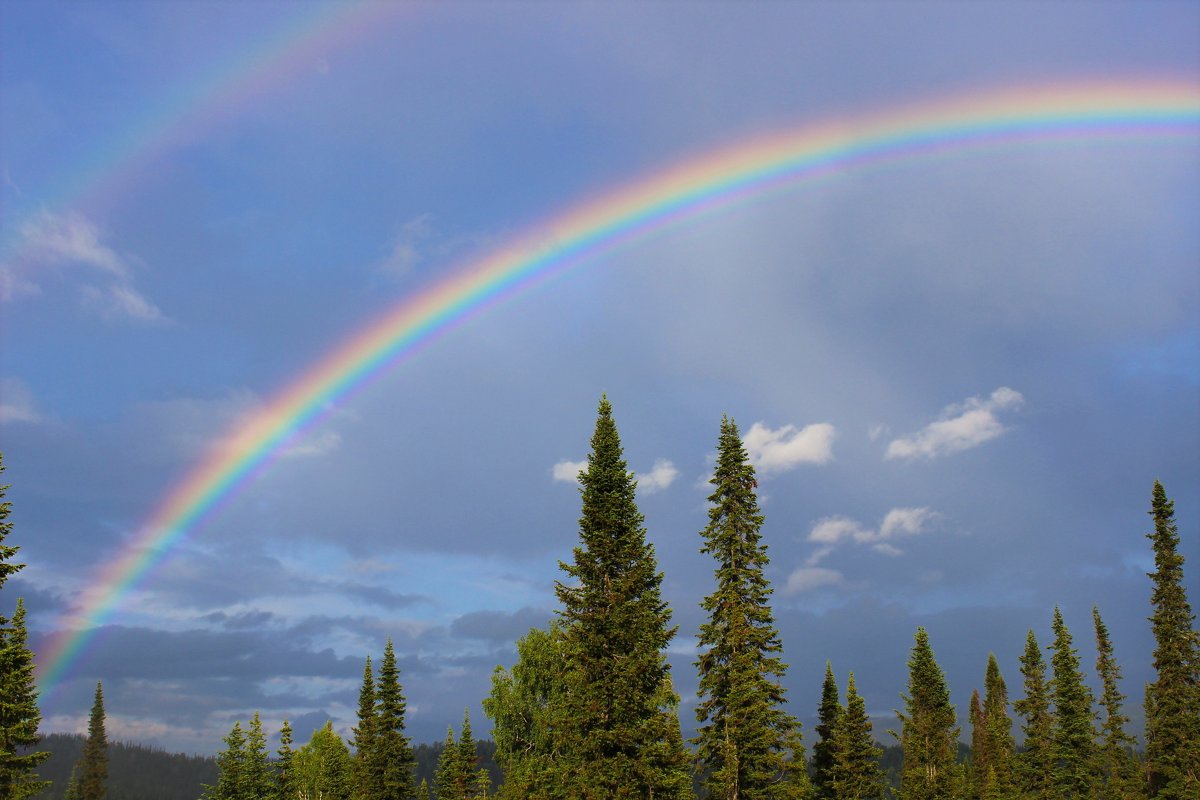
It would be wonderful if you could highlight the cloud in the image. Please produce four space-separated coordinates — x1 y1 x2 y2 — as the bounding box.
552 459 588 484
805 507 938 562
885 387 1024 460
2 211 166 323
785 566 843 593
636 458 679 494
0 378 43 424
378 214 434 278
280 430 343 460
743 421 836 474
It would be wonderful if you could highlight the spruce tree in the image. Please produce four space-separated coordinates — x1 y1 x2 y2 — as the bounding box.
969 689 988 800
1013 630 1054 799
1144 480 1200 799
435 725 465 800
245 712 274 800
352 656 380 800
811 661 843 800
293 722 352 800
981 653 1015 797
693 415 807 800
277 719 295 800
204 721 248 800
1091 606 1139 800
0 453 50 799
458 709 488 797
73 681 109 800
1049 606 1097 798
553 396 690 799
894 627 962 800
374 639 416 800
829 672 884 800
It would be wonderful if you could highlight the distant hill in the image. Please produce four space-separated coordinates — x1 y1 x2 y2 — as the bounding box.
30 733 217 800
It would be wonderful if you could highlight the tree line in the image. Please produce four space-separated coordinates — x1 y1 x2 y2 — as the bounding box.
1 393 1197 800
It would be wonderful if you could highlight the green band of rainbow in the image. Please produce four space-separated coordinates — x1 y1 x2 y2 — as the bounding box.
36 80 1200 702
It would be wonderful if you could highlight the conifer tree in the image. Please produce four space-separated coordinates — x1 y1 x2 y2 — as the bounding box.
293 722 352 800
1091 606 1139 799
894 627 962 800
204 721 248 800
829 672 884 800
71 681 109 800
1143 480 1200 799
277 719 295 800
0 453 51 799
352 656 380 800
553 396 691 799
968 689 988 799
244 712 274 800
417 778 433 800
374 639 416 800
1049 606 1097 798
694 415 807 800
435 725 465 800
811 661 843 800
1013 630 1054 799
981 653 1015 797
457 709 488 797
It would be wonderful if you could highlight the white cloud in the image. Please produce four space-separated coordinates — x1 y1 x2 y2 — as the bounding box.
2 211 166 323
552 459 588 484
785 566 843 593
636 458 679 494
81 284 166 323
0 378 43 424
804 506 938 563
281 430 343 460
743 421 835 475
378 214 435 278
885 387 1024 460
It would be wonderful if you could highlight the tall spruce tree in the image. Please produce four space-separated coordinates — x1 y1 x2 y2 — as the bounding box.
811 661 843 800
277 719 296 800
1143 481 1200 799
829 672 884 800
457 709 488 798
203 721 248 800
352 655 381 800
694 415 808 800
374 639 416 800
1013 630 1054 799
981 653 1015 797
72 682 109 800
894 627 962 800
554 396 690 799
244 712 274 800
969 689 988 800
1091 606 1139 800
435 725 465 800
0 453 51 799
293 722 352 800
1049 607 1096 798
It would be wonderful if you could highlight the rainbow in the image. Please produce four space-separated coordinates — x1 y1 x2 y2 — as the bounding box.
36 79 1199 702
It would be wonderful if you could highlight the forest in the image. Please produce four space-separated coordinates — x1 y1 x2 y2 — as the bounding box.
2 397 1198 799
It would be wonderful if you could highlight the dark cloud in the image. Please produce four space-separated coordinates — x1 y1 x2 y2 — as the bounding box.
450 606 553 643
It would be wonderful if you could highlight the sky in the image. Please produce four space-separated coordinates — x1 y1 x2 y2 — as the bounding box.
1 0 1197 757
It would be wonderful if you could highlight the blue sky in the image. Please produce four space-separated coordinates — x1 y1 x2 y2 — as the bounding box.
1 1 1197 755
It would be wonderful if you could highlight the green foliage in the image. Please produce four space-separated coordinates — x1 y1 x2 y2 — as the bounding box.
203 722 248 800
293 722 352 800
374 639 417 800
829 672 884 800
31 732 217 800
483 624 569 799
811 661 842 800
351 656 380 800
276 719 295 800
1049 607 1097 798
894 627 962 800
1143 481 1200 799
434 725 464 800
553 396 691 798
0 453 51 800
244 713 273 800
1013 630 1054 799
1091 606 1140 800
693 416 808 800
979 654 1015 798
73 683 108 800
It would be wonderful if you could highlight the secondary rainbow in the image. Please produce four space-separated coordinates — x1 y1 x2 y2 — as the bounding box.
37 80 1200 701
